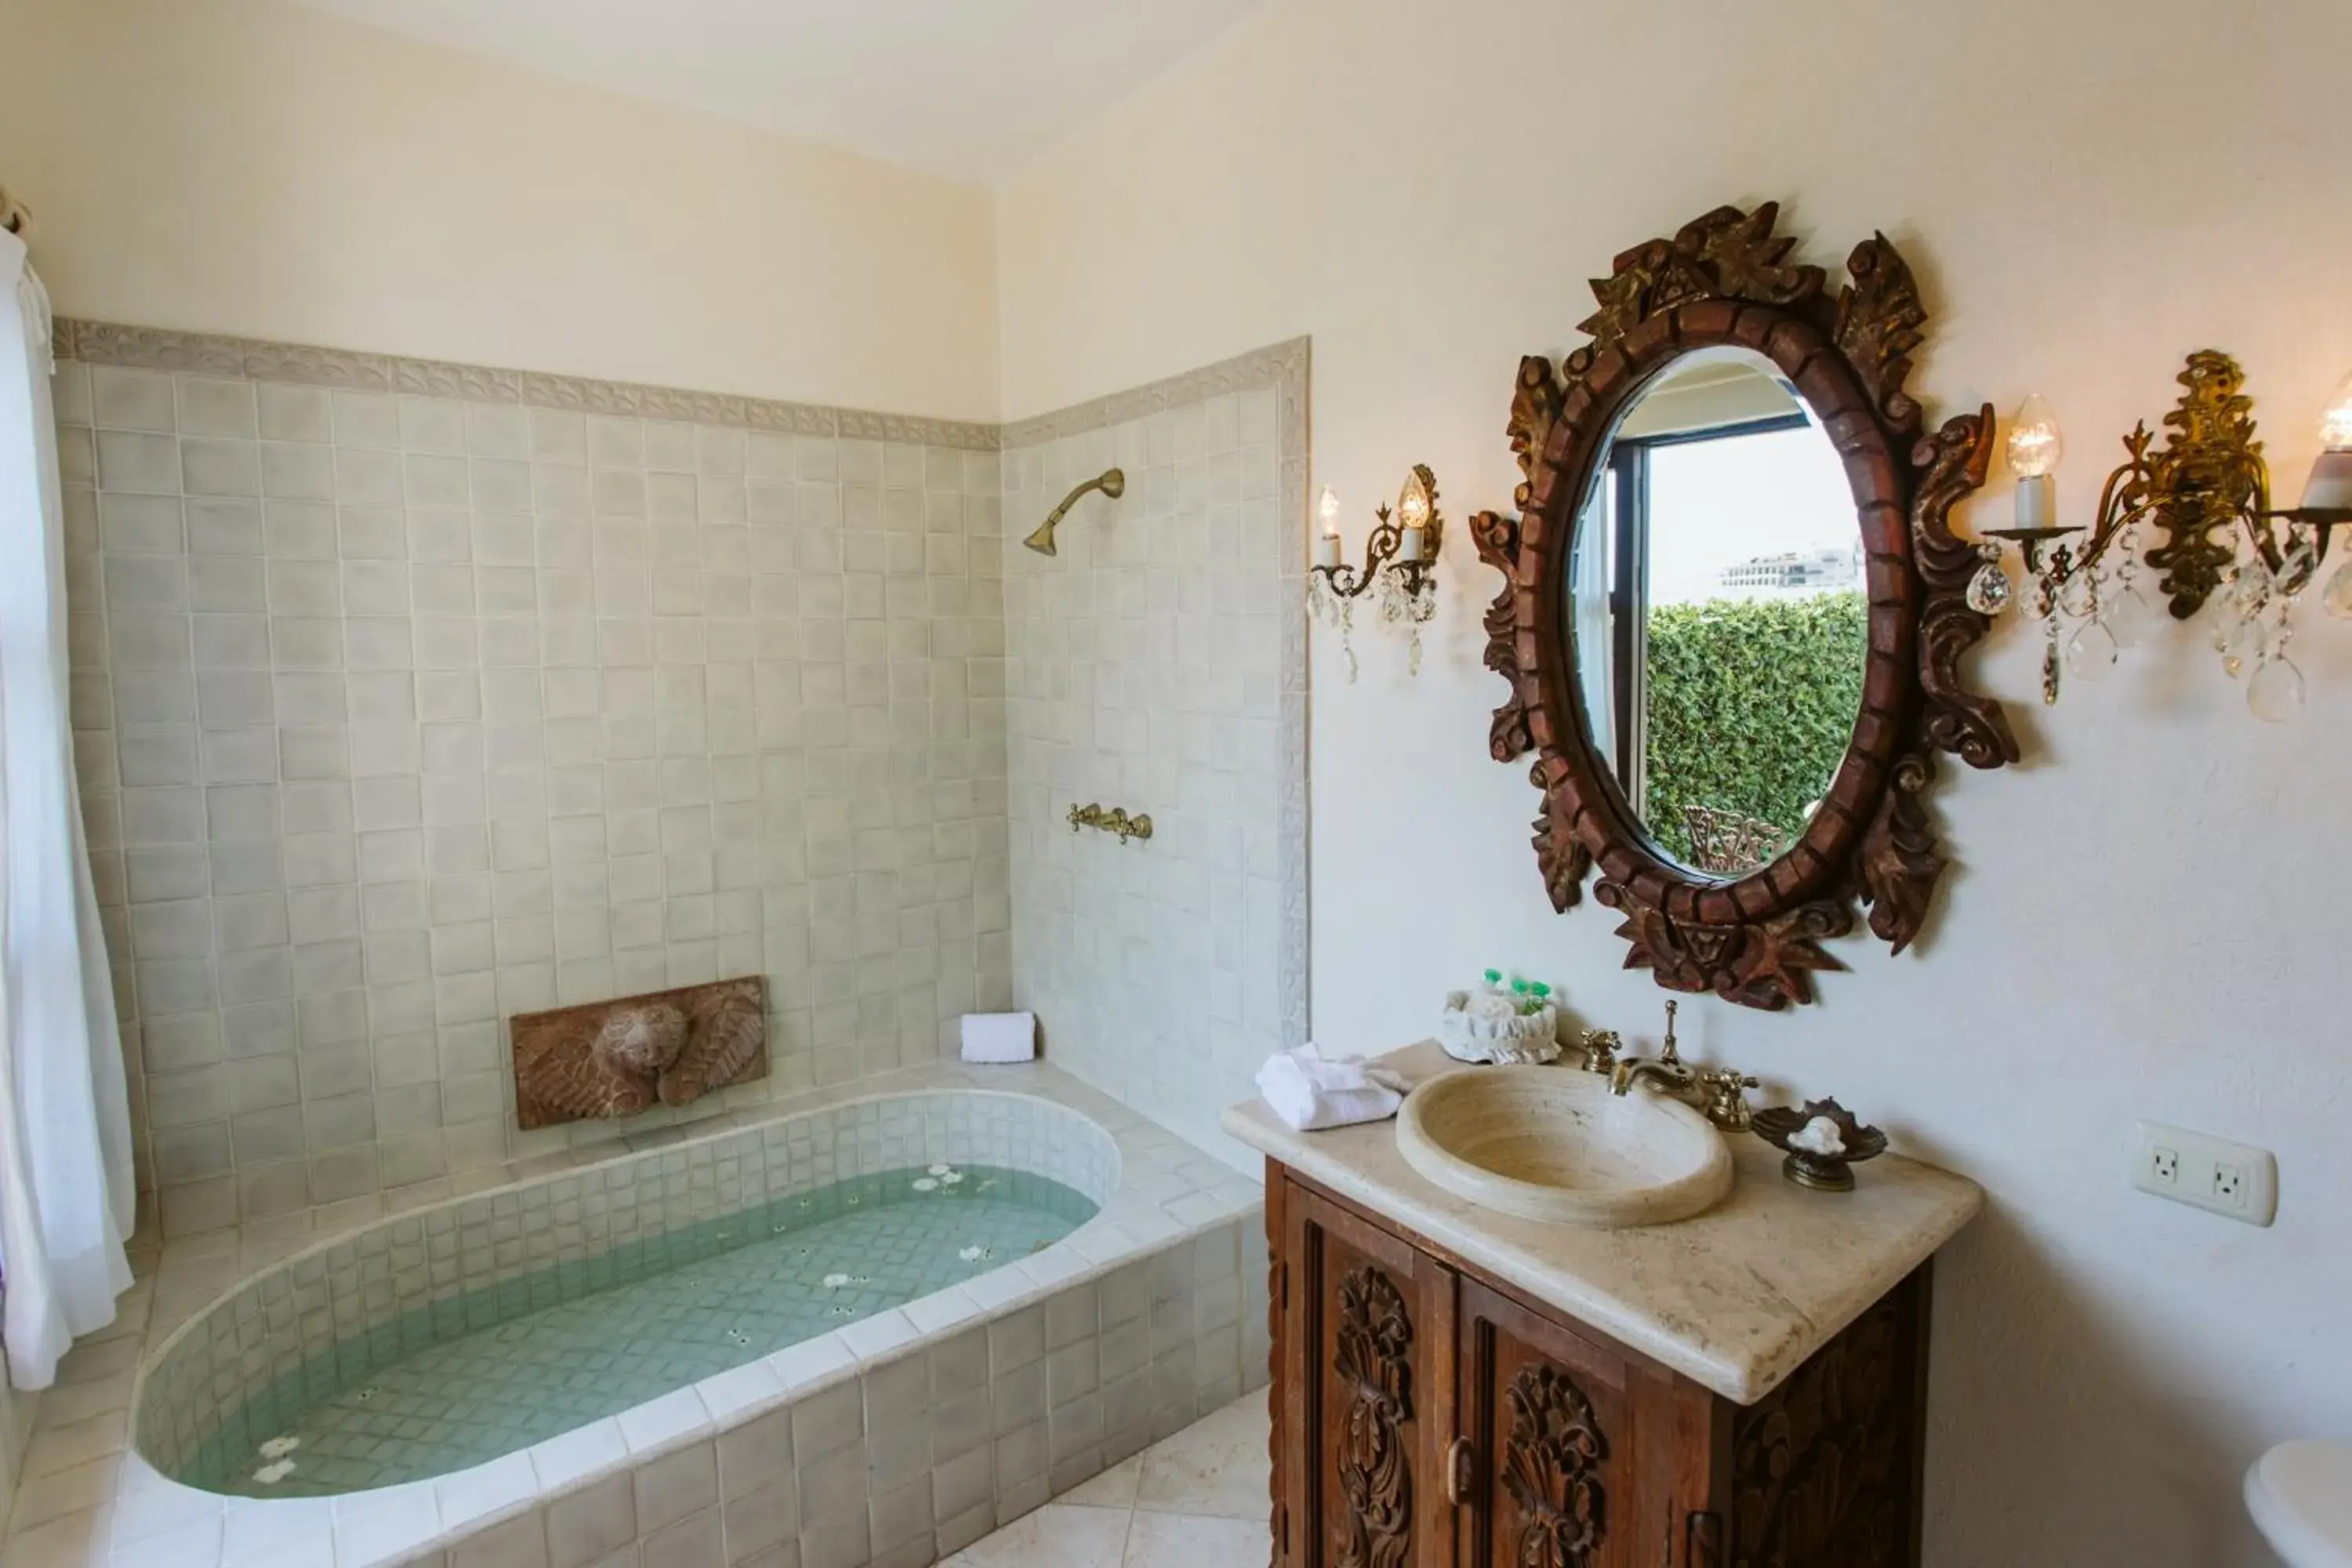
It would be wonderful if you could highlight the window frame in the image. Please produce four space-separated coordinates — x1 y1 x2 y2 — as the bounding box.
1596 409 1814 811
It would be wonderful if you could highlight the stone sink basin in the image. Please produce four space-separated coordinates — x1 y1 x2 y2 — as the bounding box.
1395 1064 1733 1227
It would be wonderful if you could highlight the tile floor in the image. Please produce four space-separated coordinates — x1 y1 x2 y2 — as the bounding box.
943 1389 1271 1567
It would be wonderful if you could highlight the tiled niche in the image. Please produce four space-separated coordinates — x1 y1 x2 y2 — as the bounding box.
51 322 1015 1236
1000 342 1311 1168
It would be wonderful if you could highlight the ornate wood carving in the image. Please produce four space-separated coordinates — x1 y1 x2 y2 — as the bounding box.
1471 509 1532 764
1476 201 2017 1008
1501 1363 1609 1568
1532 764 1593 913
1333 1267 1414 1568
1730 1293 1909 1568
1910 415 2019 770
510 976 768 1129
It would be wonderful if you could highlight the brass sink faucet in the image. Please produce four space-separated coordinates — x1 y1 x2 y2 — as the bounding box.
1609 1000 1692 1097
1606 1000 1757 1132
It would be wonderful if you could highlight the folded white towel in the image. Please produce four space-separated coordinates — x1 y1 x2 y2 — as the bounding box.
1254 1044 1409 1132
960 1011 1037 1064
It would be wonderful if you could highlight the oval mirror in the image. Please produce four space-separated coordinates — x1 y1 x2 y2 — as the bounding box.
1566 347 1866 876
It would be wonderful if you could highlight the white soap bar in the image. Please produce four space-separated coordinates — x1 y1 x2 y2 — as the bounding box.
1788 1116 1846 1156
960 1011 1036 1064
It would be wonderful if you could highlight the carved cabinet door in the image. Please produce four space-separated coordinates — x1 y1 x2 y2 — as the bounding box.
1454 1279 1715 1568
1277 1181 1459 1568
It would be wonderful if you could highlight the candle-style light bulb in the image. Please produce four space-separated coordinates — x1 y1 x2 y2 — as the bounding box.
2007 394 2064 478
2006 394 2063 532
1398 473 1430 528
1316 485 1343 571
1396 470 1432 561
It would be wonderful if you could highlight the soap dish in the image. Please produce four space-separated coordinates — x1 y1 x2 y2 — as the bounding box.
1750 1098 1887 1192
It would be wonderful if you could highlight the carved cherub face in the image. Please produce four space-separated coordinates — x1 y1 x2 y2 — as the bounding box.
591 1003 688 1076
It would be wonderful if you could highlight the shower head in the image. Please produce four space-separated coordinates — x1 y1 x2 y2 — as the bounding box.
1023 467 1126 557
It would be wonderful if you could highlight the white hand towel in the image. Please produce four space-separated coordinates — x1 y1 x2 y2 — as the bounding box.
1254 1044 1409 1132
960 1011 1037 1064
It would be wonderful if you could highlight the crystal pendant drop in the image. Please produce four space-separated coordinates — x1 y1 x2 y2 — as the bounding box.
1965 561 2012 615
2065 619 2118 680
2325 558 2352 620
2247 655 2305 722
2058 572 2098 622
2106 579 2158 648
2041 627 2061 706
2220 615 2267 679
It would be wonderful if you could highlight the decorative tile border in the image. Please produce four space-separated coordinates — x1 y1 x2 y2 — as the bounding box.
996 339 1309 452
28 1061 1264 1568
51 318 1004 452
1000 339 1314 1055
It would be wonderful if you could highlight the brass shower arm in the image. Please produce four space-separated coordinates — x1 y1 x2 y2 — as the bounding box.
1022 467 1126 556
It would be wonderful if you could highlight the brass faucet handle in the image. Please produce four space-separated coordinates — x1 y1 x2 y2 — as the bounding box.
1696 1067 1760 1132
1577 1029 1621 1074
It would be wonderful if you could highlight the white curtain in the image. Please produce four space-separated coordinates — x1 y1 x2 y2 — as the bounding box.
0 227 135 1390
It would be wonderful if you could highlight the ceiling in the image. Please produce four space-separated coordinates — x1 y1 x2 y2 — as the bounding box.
291 0 1269 183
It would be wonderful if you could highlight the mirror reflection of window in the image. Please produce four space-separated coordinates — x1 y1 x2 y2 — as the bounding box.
1568 350 1866 875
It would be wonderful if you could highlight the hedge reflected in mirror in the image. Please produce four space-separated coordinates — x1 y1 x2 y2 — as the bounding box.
1642 590 1867 869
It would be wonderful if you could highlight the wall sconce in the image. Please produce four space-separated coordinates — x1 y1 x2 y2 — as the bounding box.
1308 464 1444 680
1980 350 2352 719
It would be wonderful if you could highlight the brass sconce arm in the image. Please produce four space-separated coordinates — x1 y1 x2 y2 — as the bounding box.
1309 463 1445 601
1986 353 2348 614
1309 464 1446 681
1980 351 2352 716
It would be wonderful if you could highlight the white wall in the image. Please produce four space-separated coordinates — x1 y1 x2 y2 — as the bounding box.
1000 2 2352 1564
0 0 1000 421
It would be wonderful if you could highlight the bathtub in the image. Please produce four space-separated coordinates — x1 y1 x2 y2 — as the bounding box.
101 1068 1265 1567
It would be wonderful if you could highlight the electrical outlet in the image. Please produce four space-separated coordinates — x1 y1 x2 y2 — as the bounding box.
2132 1121 2277 1226
2213 1163 2245 1205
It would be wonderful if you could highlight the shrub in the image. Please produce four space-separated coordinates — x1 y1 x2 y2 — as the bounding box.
1641 590 1866 866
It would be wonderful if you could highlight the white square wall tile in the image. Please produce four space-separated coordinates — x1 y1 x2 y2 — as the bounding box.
63 328 1022 1225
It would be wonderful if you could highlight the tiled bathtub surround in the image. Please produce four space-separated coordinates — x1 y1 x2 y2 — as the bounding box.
49 321 1015 1235
1000 342 1310 1170
11 1064 1263 1568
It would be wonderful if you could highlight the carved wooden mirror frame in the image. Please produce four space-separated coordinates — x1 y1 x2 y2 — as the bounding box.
1472 203 2020 1010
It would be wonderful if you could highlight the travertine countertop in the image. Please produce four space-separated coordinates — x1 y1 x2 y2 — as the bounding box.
1221 1041 1982 1405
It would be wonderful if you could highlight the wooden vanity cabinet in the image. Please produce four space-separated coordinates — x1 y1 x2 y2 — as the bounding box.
1265 1163 1931 1568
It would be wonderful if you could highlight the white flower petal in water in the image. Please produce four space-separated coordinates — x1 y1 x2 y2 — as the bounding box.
911 1178 938 1192
957 1245 988 1262
822 1272 851 1289
259 1436 301 1459
939 1171 964 1186
253 1460 296 1485
927 1163 952 1177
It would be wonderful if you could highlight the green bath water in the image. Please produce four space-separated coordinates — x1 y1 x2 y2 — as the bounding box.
179 1163 1095 1497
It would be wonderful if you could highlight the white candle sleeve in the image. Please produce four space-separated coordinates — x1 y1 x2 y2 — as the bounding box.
2300 450 2352 512
2014 473 2056 530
